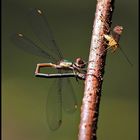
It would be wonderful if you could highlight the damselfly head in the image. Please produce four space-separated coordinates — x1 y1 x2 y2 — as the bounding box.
75 58 86 68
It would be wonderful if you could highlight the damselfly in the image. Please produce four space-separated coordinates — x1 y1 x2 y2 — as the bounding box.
12 8 86 130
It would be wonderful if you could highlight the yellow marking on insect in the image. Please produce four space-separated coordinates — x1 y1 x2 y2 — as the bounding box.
104 34 119 52
104 26 133 66
59 61 72 67
104 26 123 52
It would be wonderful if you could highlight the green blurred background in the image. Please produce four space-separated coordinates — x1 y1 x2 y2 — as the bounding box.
2 0 138 140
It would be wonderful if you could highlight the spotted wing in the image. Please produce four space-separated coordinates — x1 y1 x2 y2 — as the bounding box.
28 8 63 61
11 33 57 63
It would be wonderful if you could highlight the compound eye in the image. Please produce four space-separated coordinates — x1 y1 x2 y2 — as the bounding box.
75 58 86 68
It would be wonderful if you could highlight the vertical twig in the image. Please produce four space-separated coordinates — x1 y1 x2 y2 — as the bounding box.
78 0 115 140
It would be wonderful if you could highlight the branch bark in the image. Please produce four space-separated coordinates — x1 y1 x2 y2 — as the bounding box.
78 0 115 140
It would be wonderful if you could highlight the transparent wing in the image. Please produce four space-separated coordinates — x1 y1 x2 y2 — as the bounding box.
119 47 133 67
29 8 63 61
11 33 57 63
61 78 78 113
46 71 77 130
46 78 62 130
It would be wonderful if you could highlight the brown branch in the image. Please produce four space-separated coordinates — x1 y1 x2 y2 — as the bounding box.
78 0 115 140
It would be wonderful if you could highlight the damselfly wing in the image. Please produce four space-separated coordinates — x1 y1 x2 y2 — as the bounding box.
12 8 78 130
